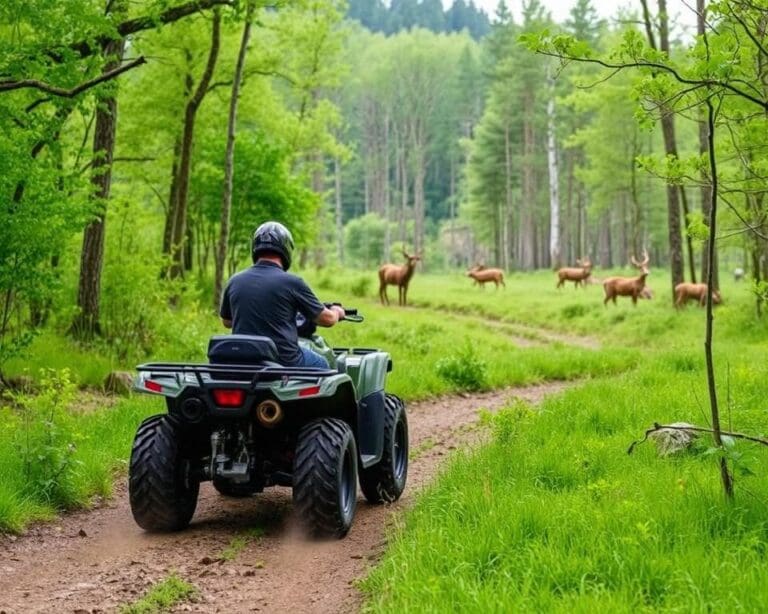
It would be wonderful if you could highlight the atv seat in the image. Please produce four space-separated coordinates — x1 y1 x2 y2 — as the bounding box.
208 335 281 366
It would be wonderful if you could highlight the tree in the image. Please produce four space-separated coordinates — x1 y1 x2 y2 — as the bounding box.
69 0 233 338
524 0 768 499
166 10 222 280
214 2 254 310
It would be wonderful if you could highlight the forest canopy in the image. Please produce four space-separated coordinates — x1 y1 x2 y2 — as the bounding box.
2 0 768 383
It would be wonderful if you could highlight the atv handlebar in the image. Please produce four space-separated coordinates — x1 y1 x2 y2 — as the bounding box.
325 303 364 322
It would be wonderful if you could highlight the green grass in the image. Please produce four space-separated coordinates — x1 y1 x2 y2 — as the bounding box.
219 527 264 561
120 573 197 614
3 265 766 613
0 390 158 532
356 272 768 612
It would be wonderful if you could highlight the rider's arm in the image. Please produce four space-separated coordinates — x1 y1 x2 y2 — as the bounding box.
315 305 345 327
219 283 233 329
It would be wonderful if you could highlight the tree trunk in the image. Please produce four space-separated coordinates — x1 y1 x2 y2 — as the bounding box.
680 185 697 283
71 36 125 339
334 157 344 265
697 0 718 289
162 133 184 257
704 97 733 498
504 121 513 270
521 90 536 270
641 0 685 298
412 119 426 255
546 70 561 268
169 10 221 279
214 5 252 311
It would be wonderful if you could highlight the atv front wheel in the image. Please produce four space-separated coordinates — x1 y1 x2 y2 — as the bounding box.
293 418 358 537
129 415 199 531
359 394 408 503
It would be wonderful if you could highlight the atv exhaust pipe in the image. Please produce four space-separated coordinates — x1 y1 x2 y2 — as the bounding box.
256 399 283 428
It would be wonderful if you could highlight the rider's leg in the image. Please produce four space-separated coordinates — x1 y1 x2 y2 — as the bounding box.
296 346 329 368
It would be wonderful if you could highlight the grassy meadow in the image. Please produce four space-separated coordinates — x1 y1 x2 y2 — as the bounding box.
2 265 768 611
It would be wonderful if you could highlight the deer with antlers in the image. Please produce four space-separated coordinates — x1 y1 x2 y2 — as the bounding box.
378 250 421 306
556 258 592 289
603 252 650 306
629 249 650 272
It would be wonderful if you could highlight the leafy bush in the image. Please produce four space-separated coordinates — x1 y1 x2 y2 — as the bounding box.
11 369 81 504
435 343 488 391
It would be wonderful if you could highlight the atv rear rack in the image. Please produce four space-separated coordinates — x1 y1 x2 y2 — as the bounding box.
136 362 337 387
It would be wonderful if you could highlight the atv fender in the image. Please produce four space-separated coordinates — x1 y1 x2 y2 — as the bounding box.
358 390 385 468
270 373 354 402
351 351 389 399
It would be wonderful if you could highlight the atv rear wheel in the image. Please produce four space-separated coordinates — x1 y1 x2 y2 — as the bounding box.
129 415 199 531
359 394 408 504
213 478 256 498
293 418 358 538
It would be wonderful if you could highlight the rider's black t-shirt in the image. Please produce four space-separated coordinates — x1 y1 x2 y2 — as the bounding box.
219 261 325 365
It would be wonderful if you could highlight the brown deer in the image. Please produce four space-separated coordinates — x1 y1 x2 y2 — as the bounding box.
378 250 421 306
556 258 592 289
603 264 649 306
674 282 722 308
467 265 505 289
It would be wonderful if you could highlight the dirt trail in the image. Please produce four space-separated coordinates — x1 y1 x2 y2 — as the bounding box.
0 382 569 614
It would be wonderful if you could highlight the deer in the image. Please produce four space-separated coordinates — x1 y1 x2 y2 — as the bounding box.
674 282 722 308
603 264 650 306
467 264 505 289
556 258 592 289
378 250 421 306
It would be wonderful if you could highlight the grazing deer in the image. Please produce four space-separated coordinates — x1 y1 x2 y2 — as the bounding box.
378 250 421 306
467 265 505 289
556 258 592 289
674 282 722 308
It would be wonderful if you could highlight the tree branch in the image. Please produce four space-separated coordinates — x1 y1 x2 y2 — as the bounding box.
537 50 768 111
66 0 234 59
0 56 145 97
628 422 768 455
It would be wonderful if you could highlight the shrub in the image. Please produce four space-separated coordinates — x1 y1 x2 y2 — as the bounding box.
435 343 488 391
11 369 81 505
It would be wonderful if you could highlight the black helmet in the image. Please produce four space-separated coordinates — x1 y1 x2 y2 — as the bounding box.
252 221 295 270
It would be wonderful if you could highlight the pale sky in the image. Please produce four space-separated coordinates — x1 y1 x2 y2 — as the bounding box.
447 0 698 30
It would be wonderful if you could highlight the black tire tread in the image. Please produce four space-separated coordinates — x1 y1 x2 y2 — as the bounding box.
293 418 357 537
129 415 199 531
359 393 408 504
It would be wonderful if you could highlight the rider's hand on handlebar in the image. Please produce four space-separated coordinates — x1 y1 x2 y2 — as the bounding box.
331 304 346 321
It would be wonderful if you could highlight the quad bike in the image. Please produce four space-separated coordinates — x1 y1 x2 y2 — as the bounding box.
128 306 408 538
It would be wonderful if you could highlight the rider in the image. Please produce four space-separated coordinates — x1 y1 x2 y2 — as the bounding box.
219 221 345 368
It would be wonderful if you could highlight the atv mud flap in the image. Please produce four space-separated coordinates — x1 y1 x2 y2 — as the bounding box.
357 390 385 468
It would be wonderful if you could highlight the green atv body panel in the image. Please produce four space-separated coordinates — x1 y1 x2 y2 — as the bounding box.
298 335 390 466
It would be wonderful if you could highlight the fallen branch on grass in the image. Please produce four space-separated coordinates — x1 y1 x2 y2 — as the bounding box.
627 422 768 455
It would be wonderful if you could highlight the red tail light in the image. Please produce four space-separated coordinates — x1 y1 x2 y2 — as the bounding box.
145 380 163 393
212 388 246 407
298 385 321 397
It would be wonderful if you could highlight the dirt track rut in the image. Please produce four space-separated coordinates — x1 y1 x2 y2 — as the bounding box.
0 382 568 614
